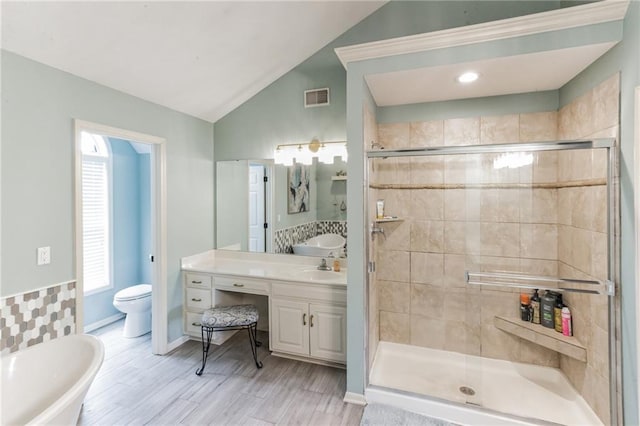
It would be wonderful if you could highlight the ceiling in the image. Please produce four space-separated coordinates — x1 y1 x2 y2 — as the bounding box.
1 1 385 123
365 42 618 107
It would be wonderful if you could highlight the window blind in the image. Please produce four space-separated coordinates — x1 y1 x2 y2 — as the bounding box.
82 157 110 293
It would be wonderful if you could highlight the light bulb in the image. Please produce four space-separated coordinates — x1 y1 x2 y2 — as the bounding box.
457 71 479 84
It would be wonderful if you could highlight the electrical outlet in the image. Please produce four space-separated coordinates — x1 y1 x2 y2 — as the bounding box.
37 246 51 266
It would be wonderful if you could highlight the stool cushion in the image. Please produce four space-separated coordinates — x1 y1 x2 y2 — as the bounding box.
201 304 259 328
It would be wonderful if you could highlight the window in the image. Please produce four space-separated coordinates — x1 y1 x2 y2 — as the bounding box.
81 131 112 294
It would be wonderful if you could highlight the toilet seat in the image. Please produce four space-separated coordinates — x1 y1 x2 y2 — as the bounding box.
114 284 152 302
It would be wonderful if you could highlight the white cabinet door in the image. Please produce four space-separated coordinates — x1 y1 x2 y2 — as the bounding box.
270 298 309 356
309 303 346 363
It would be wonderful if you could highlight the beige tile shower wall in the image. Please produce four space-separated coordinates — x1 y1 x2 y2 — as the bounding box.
374 112 561 368
556 73 619 425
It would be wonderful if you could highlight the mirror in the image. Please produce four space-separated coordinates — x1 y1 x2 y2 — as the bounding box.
216 159 347 255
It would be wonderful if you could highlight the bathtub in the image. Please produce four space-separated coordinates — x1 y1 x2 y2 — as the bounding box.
292 233 345 257
367 341 602 426
1 334 104 426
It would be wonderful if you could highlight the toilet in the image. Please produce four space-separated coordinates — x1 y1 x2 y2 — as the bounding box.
113 284 152 338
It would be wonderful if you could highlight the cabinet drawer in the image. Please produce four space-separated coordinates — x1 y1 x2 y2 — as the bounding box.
272 282 346 304
186 287 211 310
185 312 204 336
214 276 269 295
185 273 212 289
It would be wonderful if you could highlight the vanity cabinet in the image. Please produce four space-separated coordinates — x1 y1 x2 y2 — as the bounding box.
270 282 346 364
184 272 214 337
182 259 346 366
183 272 250 341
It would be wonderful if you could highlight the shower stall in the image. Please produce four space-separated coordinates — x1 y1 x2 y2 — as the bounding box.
364 139 619 425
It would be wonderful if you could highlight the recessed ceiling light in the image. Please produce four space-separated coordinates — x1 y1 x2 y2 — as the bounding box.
457 71 479 84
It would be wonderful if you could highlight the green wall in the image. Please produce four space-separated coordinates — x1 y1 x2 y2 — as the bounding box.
377 91 559 123
213 1 565 162
216 160 250 250
1 51 214 343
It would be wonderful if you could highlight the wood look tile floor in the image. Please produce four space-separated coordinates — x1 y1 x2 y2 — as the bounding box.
79 320 363 425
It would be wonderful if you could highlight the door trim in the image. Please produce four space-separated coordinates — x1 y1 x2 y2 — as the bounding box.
74 119 168 355
635 86 640 413
250 159 274 253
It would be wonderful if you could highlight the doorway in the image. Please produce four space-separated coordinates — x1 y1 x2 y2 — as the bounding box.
74 120 168 355
249 163 267 252
216 160 273 253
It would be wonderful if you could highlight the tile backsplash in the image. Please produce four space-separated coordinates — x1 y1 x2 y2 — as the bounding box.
0 281 76 355
274 220 347 254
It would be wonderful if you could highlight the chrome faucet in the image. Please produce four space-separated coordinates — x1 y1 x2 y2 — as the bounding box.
317 258 332 271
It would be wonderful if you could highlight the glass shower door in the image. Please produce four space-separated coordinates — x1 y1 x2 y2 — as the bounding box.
366 141 616 425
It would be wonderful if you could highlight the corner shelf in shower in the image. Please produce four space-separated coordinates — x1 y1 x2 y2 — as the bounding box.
374 217 404 223
494 316 587 362
331 176 347 181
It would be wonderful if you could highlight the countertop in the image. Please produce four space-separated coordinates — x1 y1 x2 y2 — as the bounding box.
181 250 347 286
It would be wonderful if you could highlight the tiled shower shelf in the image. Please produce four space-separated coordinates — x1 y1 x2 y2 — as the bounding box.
494 316 587 362
374 218 404 223
331 176 347 181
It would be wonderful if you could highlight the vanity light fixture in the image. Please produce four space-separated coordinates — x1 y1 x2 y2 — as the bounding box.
493 152 533 169
274 139 347 165
457 71 479 84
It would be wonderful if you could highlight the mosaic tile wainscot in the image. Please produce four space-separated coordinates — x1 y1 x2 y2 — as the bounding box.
0 280 76 355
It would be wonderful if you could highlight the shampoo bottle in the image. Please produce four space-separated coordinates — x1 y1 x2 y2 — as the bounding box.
541 291 556 329
554 293 564 333
530 289 541 324
376 199 385 219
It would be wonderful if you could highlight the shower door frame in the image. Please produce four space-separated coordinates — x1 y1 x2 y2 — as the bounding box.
363 138 620 425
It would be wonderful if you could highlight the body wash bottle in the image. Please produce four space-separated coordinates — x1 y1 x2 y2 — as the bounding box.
376 199 385 219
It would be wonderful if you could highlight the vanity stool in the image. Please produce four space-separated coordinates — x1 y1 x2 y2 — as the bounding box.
195 304 263 375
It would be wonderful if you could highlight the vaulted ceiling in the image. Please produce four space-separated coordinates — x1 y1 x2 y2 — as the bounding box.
1 1 386 123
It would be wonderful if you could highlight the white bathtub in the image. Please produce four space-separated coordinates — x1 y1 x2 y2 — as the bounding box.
292 233 345 257
367 341 603 426
1 334 104 426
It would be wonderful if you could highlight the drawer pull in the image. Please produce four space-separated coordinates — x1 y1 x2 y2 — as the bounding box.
192 322 201 327
233 283 245 288
191 280 202 284
302 313 307 326
191 298 202 302
310 315 314 327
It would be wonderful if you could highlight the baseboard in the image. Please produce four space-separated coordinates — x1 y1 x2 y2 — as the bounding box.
167 335 190 353
84 313 125 333
344 391 367 406
271 351 346 370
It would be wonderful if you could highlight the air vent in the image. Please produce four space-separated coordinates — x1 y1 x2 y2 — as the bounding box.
304 88 330 108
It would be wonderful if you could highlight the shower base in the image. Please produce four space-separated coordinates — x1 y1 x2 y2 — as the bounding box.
367 341 602 426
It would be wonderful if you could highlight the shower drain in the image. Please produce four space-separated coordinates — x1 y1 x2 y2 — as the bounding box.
459 386 476 396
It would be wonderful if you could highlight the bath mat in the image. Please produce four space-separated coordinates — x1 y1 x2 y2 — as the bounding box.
360 403 457 426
